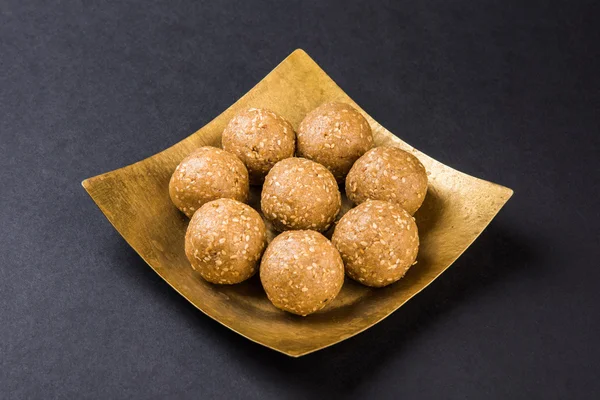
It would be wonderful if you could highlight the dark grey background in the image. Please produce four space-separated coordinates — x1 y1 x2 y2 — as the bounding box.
1 0 599 398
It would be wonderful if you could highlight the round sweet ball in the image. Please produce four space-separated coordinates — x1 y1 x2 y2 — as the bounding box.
297 102 373 181
185 198 267 284
332 200 419 288
222 108 296 184
260 230 345 316
261 158 341 232
169 146 249 218
346 146 428 215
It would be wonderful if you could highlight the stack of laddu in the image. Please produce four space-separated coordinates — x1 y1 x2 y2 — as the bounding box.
169 102 428 316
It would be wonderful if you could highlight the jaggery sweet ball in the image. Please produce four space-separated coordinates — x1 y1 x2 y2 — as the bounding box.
222 108 296 184
297 102 373 181
169 146 249 218
260 230 345 316
185 198 267 284
345 146 428 215
331 200 419 287
261 158 341 232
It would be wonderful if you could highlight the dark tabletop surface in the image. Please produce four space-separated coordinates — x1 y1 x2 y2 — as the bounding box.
1 1 599 398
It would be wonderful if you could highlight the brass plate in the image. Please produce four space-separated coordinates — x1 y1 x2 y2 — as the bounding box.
82 49 513 357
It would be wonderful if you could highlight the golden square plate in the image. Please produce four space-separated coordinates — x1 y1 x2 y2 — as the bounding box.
82 49 512 357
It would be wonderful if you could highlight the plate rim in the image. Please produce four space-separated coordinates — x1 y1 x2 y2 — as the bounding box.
82 48 513 357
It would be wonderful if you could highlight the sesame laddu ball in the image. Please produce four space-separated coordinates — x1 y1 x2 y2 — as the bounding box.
169 146 249 218
222 108 296 184
345 146 428 215
261 158 341 232
260 230 345 316
331 200 419 288
297 102 373 181
185 198 267 284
